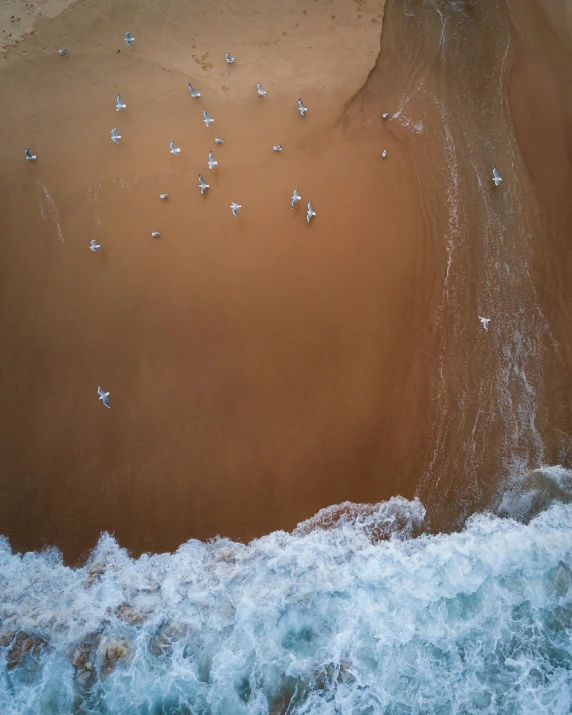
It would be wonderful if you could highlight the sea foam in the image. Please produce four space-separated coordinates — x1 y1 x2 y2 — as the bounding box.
0 493 571 713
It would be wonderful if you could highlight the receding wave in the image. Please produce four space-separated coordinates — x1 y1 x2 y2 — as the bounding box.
1 472 571 714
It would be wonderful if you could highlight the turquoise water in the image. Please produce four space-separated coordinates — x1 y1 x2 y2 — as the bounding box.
1 475 571 714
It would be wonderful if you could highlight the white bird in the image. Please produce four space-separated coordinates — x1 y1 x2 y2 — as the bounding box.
273 145 283 152
298 98 307 117
225 53 235 64
492 167 502 187
306 202 316 223
98 386 110 408
215 138 225 144
257 83 266 97
382 112 390 120
291 188 301 209
116 94 126 111
479 316 490 331
111 128 121 144
381 150 388 158
125 32 135 47
25 147 36 160
152 232 161 238
198 175 209 194
203 110 214 127
160 193 169 200
58 49 67 56
89 240 100 252
189 83 201 98
207 151 218 170
230 202 241 218
170 140 181 155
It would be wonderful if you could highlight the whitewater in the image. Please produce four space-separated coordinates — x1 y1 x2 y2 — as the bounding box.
1 475 571 714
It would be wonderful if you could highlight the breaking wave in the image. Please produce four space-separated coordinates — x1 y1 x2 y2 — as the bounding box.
1 476 572 714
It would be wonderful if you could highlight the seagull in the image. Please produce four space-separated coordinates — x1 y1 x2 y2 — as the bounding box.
207 151 217 170
98 386 110 408
25 147 37 160
492 167 502 187
291 188 301 209
170 140 181 155
382 112 390 120
230 202 241 218
479 316 490 331
203 110 214 127
215 138 225 144
298 98 307 117
116 94 126 111
198 175 209 194
160 193 169 200
225 53 235 64
381 150 388 158
152 232 161 238
111 128 121 144
257 83 267 97
306 202 316 223
273 145 283 152
89 240 100 252
125 32 135 47
58 49 67 56
189 83 201 98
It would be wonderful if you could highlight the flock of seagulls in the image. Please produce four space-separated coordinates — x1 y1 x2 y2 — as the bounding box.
25 32 502 408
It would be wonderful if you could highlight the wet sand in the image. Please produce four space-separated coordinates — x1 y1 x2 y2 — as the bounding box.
3 0 572 564
0 0 440 562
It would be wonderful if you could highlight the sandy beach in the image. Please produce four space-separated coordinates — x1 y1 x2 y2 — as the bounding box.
0 0 440 562
2 0 572 566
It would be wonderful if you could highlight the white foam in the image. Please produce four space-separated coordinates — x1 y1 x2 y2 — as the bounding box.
38 180 64 242
1 496 571 713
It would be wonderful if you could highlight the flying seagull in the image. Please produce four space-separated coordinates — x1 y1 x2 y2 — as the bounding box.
306 202 316 223
111 128 121 144
298 98 307 117
152 231 161 238
215 138 225 144
225 53 235 64
203 110 214 127
273 145 283 152
89 240 101 252
230 202 241 218
125 32 135 47
160 193 169 200
492 167 502 187
189 83 201 98
116 94 126 111
382 112 390 120
381 150 388 158
98 386 110 408
58 49 67 56
170 140 181 155
291 188 301 209
25 147 37 160
198 175 209 194
207 151 218 170
257 83 267 97
479 316 490 331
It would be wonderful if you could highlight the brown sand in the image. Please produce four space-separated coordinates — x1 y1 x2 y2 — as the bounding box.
3 0 572 563
0 0 437 562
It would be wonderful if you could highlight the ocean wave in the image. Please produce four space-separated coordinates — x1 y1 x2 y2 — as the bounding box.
1 485 572 714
